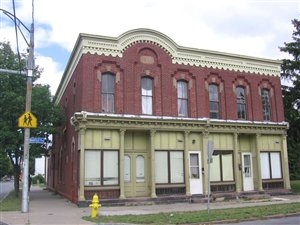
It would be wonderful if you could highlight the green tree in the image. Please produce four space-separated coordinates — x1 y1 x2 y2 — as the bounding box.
280 19 300 180
0 42 63 196
0 150 13 179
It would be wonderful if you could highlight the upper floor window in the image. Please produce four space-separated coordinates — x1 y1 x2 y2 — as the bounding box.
209 84 219 119
102 73 115 113
261 89 271 121
236 86 246 120
177 80 188 117
141 77 153 115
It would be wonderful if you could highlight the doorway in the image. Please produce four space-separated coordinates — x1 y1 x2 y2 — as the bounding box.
124 153 149 197
242 153 254 191
189 151 203 195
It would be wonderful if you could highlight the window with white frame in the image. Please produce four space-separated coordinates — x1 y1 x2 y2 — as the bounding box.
210 151 234 182
209 84 219 119
84 150 119 186
236 86 247 120
141 77 153 114
155 151 184 184
190 153 200 179
261 89 271 121
177 80 188 117
243 154 251 177
102 73 115 113
260 152 282 179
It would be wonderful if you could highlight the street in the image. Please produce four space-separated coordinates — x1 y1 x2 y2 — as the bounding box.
222 215 300 225
0 181 14 201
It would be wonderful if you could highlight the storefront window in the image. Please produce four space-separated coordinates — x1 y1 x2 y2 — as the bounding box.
84 150 119 186
155 151 184 184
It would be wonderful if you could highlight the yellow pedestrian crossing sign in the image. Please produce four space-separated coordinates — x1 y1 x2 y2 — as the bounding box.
18 112 37 128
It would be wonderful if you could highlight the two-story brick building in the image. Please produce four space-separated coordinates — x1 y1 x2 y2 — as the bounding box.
48 28 291 205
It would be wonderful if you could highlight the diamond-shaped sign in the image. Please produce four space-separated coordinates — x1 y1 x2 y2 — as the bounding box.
18 112 37 128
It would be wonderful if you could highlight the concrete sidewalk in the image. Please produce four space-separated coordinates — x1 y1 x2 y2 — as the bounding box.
0 186 299 225
0 186 92 225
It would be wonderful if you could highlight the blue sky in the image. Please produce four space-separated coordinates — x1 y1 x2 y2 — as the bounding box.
0 0 299 94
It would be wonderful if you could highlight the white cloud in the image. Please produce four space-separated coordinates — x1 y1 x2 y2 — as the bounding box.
1 0 299 95
35 55 62 95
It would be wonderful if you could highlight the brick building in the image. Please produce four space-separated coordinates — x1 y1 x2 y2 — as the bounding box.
48 29 291 205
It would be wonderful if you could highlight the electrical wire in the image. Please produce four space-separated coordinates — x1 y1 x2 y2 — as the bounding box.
12 0 23 75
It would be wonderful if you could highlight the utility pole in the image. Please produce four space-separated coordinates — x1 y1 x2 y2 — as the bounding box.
207 140 214 214
21 21 34 213
1 2 34 213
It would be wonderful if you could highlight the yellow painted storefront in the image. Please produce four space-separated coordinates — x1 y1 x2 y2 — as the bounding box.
72 113 290 202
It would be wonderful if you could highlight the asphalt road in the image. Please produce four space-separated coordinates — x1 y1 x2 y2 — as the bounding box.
0 181 14 201
222 215 300 225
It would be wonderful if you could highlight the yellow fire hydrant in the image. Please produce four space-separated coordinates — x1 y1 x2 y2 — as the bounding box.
89 193 101 218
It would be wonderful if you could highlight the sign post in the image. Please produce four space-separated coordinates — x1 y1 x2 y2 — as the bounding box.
207 140 214 213
18 111 37 214
21 15 34 213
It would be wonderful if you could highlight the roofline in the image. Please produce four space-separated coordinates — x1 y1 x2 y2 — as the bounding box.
54 28 282 104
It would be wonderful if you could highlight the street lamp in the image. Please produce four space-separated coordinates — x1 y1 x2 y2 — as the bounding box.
0 2 34 213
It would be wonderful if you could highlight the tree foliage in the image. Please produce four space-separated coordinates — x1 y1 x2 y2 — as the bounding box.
0 42 64 196
279 19 300 180
0 150 13 178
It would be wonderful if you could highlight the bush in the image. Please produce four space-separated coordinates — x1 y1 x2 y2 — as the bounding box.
32 174 45 184
291 180 300 194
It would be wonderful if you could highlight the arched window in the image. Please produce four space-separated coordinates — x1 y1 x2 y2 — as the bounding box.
141 77 153 115
236 86 246 120
261 89 271 121
124 155 131 182
177 80 188 117
102 73 115 113
136 155 145 183
209 84 219 119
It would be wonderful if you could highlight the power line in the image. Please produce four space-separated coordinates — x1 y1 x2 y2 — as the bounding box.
12 0 22 75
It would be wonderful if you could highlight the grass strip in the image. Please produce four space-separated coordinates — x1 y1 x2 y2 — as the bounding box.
83 202 300 224
0 190 21 211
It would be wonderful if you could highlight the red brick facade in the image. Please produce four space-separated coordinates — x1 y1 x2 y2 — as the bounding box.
48 29 289 204
61 46 284 121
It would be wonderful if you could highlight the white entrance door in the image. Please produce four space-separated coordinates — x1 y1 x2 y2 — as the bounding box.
242 153 254 191
189 151 203 195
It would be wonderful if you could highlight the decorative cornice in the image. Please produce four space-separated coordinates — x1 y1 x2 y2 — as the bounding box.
71 112 288 135
80 29 281 76
55 28 282 104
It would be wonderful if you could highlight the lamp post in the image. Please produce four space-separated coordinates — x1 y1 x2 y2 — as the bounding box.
0 3 34 213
